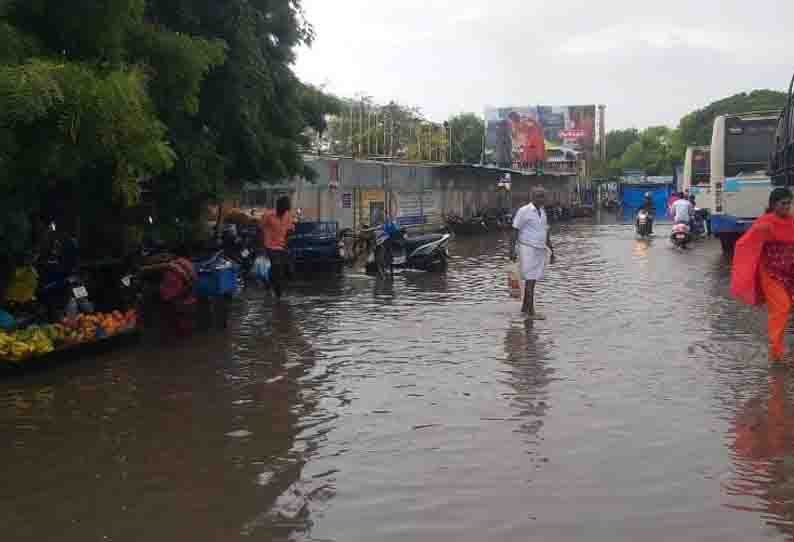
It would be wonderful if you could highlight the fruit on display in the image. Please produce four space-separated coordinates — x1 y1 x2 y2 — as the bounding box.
0 326 55 362
60 310 138 343
0 309 138 363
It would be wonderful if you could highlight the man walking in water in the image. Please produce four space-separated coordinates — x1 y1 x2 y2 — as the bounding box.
511 187 555 318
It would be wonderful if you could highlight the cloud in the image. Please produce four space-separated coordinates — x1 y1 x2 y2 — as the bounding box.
558 23 752 56
450 6 487 25
295 0 794 129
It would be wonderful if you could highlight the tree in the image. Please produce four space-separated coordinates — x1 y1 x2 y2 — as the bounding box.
0 0 225 257
448 113 484 164
677 89 787 148
325 99 428 159
0 0 335 257
144 0 320 184
618 126 676 176
299 83 343 145
605 128 640 162
591 128 641 178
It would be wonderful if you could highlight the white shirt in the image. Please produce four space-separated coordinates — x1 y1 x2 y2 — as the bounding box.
513 203 548 249
671 199 693 223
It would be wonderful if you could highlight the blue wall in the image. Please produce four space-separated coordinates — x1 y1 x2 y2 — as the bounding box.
621 184 674 221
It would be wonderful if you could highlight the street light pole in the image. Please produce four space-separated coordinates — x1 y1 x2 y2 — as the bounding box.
448 121 453 163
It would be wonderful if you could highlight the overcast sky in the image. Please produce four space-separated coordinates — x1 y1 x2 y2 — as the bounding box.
294 0 793 130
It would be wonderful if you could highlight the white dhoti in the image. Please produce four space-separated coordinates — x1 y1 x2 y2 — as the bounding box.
518 244 546 281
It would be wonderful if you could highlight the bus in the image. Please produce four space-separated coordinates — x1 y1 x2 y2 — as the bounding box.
710 111 780 252
770 74 794 187
682 146 711 209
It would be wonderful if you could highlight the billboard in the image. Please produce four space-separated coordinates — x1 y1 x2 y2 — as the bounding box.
484 105 596 170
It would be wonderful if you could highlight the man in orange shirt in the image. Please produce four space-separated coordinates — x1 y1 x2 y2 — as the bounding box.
261 196 294 298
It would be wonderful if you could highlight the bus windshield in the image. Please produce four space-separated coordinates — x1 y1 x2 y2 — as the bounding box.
724 117 777 177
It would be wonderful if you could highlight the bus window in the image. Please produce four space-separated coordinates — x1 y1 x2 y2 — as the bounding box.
691 149 710 185
725 117 777 177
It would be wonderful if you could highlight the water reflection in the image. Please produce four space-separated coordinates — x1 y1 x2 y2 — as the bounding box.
502 320 555 448
233 300 334 541
8 225 794 541
726 371 794 536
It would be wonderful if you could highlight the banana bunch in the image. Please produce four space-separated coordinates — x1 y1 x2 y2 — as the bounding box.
0 326 55 362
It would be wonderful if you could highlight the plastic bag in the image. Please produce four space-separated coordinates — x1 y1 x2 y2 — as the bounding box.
254 255 271 282
4 266 38 304
0 309 15 330
507 261 524 299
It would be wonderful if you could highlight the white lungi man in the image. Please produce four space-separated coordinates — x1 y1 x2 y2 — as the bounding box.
511 187 555 318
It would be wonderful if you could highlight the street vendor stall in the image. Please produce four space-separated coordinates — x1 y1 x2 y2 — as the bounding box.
0 309 138 364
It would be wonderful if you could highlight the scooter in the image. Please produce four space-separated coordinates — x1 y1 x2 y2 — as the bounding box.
366 227 451 275
36 226 94 321
221 229 256 289
636 209 653 237
670 223 692 249
691 209 708 238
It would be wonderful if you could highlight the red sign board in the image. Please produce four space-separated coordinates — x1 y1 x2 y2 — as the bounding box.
559 129 586 139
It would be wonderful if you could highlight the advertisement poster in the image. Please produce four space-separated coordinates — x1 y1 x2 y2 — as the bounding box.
396 190 437 226
484 105 596 171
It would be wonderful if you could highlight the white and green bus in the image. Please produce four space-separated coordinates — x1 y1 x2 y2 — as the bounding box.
710 111 780 252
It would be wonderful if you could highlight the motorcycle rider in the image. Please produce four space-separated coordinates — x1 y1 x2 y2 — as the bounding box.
688 193 710 236
687 194 700 234
636 192 655 234
670 192 694 225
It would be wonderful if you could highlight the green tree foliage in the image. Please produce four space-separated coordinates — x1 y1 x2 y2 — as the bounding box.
615 126 676 176
605 128 639 162
678 90 786 148
144 0 319 184
449 113 484 164
324 98 459 162
0 0 222 257
325 99 422 158
299 83 343 141
0 0 335 258
600 90 787 180
592 128 641 178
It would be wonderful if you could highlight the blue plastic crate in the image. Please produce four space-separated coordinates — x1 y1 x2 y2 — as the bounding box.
196 266 238 297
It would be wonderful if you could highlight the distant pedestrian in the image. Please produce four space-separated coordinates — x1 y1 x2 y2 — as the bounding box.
511 188 555 319
667 192 681 219
731 187 794 363
261 196 295 299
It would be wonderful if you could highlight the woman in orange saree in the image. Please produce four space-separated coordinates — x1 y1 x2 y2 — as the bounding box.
731 188 794 362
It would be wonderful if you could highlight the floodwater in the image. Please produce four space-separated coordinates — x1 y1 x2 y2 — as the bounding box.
3 217 794 541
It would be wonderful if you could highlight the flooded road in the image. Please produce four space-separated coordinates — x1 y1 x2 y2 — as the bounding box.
3 220 794 541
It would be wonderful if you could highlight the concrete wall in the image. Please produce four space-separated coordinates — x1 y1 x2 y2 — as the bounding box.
246 157 578 231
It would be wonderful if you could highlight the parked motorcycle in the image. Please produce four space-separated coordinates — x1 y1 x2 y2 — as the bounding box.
635 209 653 237
366 226 451 276
445 213 487 236
670 223 692 249
36 227 94 321
117 238 171 314
221 225 256 288
482 208 512 230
